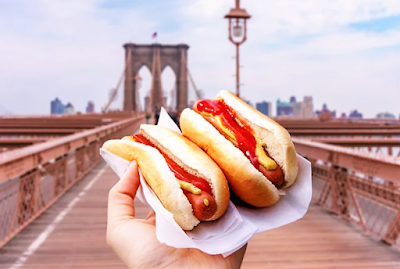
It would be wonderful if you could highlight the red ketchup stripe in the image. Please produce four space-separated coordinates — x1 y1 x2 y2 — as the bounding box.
196 100 259 168
131 134 212 194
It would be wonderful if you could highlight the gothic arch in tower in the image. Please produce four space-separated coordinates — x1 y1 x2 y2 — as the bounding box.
123 43 189 112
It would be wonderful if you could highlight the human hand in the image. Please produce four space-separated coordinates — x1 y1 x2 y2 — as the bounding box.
107 161 247 269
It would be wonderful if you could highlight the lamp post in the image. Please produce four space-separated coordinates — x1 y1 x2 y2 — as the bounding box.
225 0 251 98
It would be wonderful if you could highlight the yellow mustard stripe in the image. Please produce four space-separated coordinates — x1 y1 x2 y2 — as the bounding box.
178 180 202 195
200 111 277 170
256 139 277 170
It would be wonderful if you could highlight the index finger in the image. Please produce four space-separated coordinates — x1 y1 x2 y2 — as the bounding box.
107 161 140 227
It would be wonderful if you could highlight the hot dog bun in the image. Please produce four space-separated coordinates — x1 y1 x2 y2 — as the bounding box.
102 125 229 230
180 90 298 207
216 90 298 187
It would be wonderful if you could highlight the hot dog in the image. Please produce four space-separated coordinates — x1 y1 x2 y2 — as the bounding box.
180 90 298 207
102 125 230 230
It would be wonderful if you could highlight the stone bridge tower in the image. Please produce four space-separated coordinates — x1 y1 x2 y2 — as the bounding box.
123 43 189 112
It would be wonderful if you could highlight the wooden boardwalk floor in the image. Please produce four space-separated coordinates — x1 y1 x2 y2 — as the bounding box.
0 162 399 269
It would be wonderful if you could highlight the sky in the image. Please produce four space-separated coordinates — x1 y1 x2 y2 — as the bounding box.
0 0 399 117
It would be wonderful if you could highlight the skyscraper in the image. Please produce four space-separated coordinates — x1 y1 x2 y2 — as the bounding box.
290 96 313 118
256 101 272 116
276 99 293 116
86 101 95 113
65 103 75 115
376 112 395 119
349 110 362 118
315 103 336 119
276 96 314 118
50 98 64 114
302 96 314 118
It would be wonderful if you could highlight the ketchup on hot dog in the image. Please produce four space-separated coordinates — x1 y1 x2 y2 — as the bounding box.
131 134 217 220
196 100 284 188
197 100 259 167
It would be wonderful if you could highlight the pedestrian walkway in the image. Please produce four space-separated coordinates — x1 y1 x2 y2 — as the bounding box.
0 162 399 269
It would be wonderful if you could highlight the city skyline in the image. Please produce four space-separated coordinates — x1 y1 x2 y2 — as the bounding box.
41 92 400 119
1 1 400 117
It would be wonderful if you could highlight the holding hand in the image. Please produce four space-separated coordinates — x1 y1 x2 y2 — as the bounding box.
106 161 247 269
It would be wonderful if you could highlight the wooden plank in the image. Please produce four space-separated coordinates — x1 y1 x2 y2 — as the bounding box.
0 164 127 269
0 163 399 269
0 128 80 135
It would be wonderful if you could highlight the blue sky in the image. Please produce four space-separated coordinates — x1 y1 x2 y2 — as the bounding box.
0 0 400 117
349 14 400 32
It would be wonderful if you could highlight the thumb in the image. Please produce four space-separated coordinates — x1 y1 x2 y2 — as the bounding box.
108 161 140 226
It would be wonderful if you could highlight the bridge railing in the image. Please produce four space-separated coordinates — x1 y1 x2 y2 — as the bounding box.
2 115 399 249
0 114 144 248
293 138 400 247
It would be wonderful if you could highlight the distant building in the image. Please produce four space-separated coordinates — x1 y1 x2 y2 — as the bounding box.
144 96 150 113
86 101 95 113
291 99 302 117
301 96 314 118
256 101 272 116
315 103 336 120
291 96 313 118
51 98 64 114
65 103 75 115
376 112 395 119
276 99 293 116
349 110 363 118
277 96 313 118
169 89 176 111
242 99 254 107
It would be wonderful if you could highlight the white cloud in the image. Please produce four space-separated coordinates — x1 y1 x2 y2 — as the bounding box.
177 0 400 117
301 30 400 54
246 0 400 38
0 0 400 117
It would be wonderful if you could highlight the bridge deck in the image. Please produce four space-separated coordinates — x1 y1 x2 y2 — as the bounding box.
1 162 399 269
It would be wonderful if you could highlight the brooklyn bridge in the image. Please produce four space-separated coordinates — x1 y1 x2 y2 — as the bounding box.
1 67 400 268
1 2 400 269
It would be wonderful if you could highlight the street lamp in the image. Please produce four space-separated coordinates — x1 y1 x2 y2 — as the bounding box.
225 0 251 98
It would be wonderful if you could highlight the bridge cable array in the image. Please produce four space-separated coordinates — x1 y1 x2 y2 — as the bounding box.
102 48 132 113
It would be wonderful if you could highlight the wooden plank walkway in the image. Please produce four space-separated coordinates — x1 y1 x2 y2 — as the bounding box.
0 162 399 269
